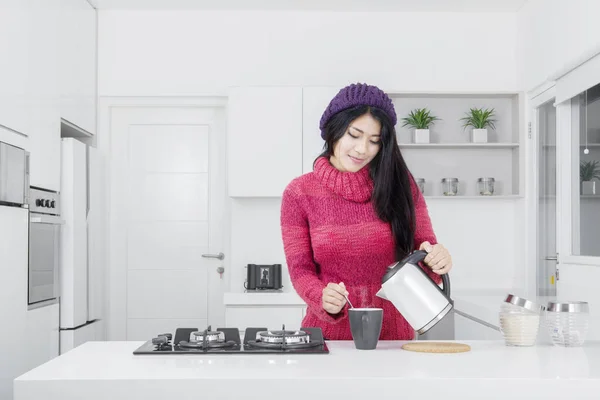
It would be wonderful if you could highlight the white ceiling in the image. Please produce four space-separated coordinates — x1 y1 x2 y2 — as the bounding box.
89 0 529 12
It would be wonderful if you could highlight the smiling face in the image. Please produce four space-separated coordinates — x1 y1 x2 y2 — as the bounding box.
329 113 382 173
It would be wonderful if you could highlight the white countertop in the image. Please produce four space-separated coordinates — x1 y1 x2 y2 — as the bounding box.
15 340 600 400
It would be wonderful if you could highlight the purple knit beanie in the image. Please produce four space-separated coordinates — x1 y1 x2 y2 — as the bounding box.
319 83 397 139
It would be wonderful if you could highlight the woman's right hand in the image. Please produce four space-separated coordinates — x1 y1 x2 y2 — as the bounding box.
322 282 348 315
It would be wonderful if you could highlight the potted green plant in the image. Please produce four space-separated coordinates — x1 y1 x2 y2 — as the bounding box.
580 160 600 195
401 108 440 144
460 107 497 143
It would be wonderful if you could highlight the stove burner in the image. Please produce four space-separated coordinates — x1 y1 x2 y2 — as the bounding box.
178 340 237 349
178 326 238 350
257 329 310 344
246 325 321 350
190 330 225 343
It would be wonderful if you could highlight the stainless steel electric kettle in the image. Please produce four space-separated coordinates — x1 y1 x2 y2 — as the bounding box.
375 250 453 334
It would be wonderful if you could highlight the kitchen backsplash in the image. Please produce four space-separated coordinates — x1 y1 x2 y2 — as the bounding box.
230 198 293 292
229 196 524 294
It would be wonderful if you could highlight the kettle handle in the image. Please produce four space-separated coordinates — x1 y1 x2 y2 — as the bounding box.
412 250 452 300
441 272 451 300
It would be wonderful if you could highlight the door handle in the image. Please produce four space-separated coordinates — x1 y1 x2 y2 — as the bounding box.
544 256 558 261
202 252 225 260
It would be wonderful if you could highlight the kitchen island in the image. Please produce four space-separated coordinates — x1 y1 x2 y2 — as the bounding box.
15 340 600 399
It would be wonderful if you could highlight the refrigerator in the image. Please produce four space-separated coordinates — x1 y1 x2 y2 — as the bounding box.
59 138 105 353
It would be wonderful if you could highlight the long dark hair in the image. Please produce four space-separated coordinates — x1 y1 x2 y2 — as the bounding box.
318 105 415 260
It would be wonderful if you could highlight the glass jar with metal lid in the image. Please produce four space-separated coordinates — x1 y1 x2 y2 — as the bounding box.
477 177 495 196
545 301 590 347
441 178 459 196
498 294 544 346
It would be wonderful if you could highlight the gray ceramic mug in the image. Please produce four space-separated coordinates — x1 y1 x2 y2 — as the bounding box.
349 308 383 350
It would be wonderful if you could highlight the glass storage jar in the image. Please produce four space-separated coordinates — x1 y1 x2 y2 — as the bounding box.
478 177 495 196
416 178 425 194
498 294 544 347
546 301 590 347
441 178 459 196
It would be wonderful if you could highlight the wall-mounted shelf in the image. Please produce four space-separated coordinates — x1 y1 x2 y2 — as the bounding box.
543 144 600 148
399 143 519 149
389 91 523 197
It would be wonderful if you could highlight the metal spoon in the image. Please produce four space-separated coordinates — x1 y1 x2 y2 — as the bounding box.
343 293 354 309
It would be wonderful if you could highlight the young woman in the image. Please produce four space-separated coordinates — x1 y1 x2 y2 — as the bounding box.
280 83 453 340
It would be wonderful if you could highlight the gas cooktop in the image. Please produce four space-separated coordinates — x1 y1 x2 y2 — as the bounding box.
132 325 329 355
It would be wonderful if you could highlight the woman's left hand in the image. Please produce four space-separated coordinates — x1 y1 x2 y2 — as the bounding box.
419 241 452 275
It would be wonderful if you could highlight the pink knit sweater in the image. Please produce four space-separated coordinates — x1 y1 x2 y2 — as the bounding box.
280 156 441 340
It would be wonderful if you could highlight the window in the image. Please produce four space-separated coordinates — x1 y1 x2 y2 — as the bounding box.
571 82 600 257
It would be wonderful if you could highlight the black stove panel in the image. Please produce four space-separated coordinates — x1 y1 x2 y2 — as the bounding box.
133 326 329 355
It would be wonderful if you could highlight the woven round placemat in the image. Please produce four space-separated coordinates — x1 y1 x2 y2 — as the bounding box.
401 342 471 354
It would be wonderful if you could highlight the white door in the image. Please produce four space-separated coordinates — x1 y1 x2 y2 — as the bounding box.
109 105 226 340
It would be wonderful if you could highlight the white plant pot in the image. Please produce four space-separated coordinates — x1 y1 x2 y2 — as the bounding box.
471 128 488 143
582 181 596 195
413 129 430 144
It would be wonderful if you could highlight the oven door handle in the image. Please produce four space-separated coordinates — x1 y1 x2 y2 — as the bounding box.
30 215 65 225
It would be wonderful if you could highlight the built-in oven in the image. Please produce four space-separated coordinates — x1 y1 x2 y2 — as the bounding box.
28 187 62 307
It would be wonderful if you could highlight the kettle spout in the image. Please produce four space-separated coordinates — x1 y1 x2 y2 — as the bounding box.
375 288 388 301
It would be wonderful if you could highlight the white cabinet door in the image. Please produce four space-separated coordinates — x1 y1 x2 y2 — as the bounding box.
0 0 29 136
227 87 302 197
25 304 60 368
87 147 106 322
60 0 97 135
60 138 88 328
302 87 339 173
27 0 61 191
0 207 29 400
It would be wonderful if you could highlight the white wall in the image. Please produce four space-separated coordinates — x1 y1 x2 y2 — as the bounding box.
517 0 600 91
98 10 520 296
230 198 291 292
98 10 518 95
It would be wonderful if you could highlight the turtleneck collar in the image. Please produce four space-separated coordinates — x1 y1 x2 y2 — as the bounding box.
313 156 374 203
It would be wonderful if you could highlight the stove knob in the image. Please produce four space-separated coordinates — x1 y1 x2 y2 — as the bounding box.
44 200 50 208
36 199 43 207
152 336 168 345
50 200 56 208
158 333 172 341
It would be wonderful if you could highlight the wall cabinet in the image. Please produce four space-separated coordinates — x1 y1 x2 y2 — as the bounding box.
0 0 96 191
60 0 97 135
27 0 61 191
230 87 524 198
0 0 30 137
227 87 303 197
390 92 524 197
302 87 339 173
0 0 62 191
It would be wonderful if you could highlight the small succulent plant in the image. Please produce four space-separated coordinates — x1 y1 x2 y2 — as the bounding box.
401 108 440 129
580 160 600 182
460 107 497 130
